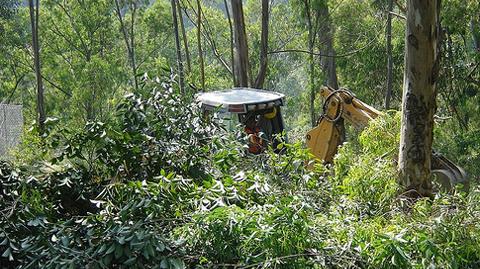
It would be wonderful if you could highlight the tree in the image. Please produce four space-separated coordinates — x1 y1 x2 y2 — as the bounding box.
398 0 441 197
384 0 394 109
196 0 204 89
252 0 269 89
231 0 249 87
40 0 122 123
28 0 46 132
303 0 319 127
171 0 185 92
114 0 139 90
224 0 235 86
177 0 191 74
316 1 338 90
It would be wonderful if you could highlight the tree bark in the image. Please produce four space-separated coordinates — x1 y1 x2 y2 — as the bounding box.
177 0 191 73
398 0 441 198
171 0 185 92
29 0 45 132
224 0 235 86
304 0 316 127
384 0 394 109
253 0 269 89
231 0 249 87
318 3 338 90
196 0 204 89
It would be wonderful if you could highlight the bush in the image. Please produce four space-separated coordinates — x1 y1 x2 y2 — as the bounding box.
332 112 400 214
3 76 480 269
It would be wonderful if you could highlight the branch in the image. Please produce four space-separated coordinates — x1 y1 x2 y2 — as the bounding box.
389 11 406 20
41 75 72 97
268 37 376 58
5 74 25 103
181 0 232 74
57 1 91 58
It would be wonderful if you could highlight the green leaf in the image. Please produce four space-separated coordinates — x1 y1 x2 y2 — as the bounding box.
105 243 116 255
157 242 165 252
2 247 11 258
169 258 185 269
123 257 136 266
98 244 107 254
160 259 168 269
114 244 123 259
61 236 70 247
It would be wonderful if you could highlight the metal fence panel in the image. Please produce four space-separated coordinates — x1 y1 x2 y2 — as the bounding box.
0 104 23 157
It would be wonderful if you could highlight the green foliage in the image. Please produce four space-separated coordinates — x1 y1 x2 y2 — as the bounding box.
333 112 400 213
3 82 480 268
178 198 320 268
1 0 480 267
0 77 228 268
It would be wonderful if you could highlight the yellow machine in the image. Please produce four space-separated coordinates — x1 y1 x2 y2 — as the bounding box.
197 86 468 190
306 86 468 190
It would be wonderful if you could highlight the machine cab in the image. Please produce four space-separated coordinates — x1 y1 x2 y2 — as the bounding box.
197 87 286 153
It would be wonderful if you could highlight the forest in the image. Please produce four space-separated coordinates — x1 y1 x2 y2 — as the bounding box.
0 0 480 268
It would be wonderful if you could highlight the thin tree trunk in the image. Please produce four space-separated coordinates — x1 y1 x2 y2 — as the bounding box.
470 18 479 51
304 1 316 127
130 2 138 90
196 0 204 89
253 0 269 89
231 0 249 87
177 0 191 73
318 4 338 90
224 0 235 86
114 0 138 90
29 0 45 132
384 0 394 109
171 0 185 92
398 0 441 198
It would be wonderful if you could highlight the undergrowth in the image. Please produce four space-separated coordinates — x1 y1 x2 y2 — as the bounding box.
1 77 479 268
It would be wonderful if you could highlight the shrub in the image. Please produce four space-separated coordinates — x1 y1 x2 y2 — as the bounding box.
332 112 400 214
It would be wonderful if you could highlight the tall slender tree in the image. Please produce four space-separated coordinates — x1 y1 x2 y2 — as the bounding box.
398 0 441 197
114 0 139 90
224 0 235 86
28 0 45 132
317 1 338 90
177 0 191 73
231 0 249 87
384 0 394 109
171 0 185 92
196 0 205 89
253 0 269 89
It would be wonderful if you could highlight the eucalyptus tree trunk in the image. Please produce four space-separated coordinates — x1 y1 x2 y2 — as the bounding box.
196 0 205 89
253 0 269 89
304 0 316 127
318 3 338 90
171 0 185 92
177 0 191 74
398 0 441 198
29 0 45 132
224 0 235 86
384 0 394 109
231 0 249 87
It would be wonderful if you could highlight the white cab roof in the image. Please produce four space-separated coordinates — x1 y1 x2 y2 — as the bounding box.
197 88 285 113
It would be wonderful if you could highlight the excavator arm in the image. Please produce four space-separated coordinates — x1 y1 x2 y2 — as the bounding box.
306 86 468 190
